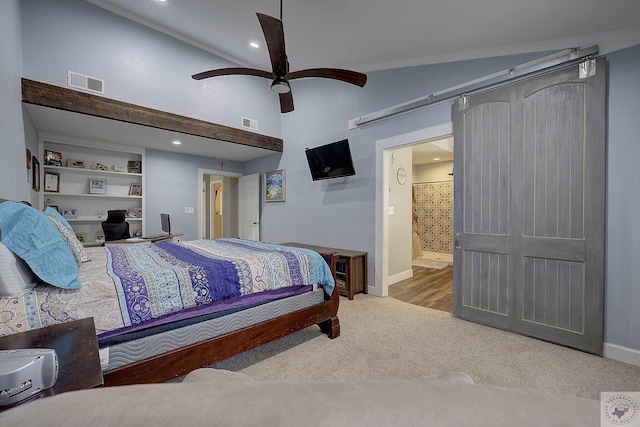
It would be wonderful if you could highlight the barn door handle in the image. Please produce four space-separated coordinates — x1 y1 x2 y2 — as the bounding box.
455 233 461 249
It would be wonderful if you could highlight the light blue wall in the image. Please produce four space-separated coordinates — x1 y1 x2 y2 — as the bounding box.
20 0 281 138
0 0 29 202
144 149 242 240
2 0 638 354
22 106 39 206
604 44 640 352
246 53 543 268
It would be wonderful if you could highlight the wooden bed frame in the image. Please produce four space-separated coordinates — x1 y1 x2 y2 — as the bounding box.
0 199 340 385
102 252 340 386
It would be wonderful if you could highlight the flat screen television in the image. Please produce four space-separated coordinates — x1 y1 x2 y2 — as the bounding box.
305 139 356 181
160 213 171 235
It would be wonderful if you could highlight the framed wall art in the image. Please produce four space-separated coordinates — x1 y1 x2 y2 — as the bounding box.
67 159 85 169
62 208 77 219
44 171 60 192
264 169 285 202
89 179 105 194
127 160 142 174
44 150 62 166
32 156 40 192
129 183 142 196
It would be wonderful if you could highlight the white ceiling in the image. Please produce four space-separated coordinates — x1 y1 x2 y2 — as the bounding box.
412 137 454 166
87 0 640 73
29 1 640 162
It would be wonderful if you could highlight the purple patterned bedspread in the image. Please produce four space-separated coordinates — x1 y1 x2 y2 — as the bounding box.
105 238 334 328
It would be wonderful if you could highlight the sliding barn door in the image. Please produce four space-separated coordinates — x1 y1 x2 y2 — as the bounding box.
452 59 606 354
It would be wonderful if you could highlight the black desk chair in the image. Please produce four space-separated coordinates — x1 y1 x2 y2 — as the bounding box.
101 210 130 241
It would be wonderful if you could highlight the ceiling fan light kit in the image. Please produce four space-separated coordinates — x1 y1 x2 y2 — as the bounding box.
270 76 291 93
192 7 366 113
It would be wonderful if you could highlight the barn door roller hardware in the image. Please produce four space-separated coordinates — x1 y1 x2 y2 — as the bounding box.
350 45 599 128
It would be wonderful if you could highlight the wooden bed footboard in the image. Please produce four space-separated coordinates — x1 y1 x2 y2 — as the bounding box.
103 252 340 386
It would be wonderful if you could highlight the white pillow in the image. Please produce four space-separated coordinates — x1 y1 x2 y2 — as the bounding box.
0 242 37 297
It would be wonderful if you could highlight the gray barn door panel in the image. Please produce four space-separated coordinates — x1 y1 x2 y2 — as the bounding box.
453 59 606 354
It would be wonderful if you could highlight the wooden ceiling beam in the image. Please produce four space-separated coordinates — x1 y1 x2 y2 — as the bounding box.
21 78 282 152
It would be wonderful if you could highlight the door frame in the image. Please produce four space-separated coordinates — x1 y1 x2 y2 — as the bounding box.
374 122 452 297
197 168 242 240
210 179 223 238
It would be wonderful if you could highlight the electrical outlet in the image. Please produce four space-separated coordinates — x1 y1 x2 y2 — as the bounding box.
185 207 194 214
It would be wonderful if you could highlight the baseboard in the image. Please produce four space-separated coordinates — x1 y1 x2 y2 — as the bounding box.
604 342 640 367
387 269 413 286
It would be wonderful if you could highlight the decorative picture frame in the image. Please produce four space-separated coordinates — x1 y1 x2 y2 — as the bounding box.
127 160 142 174
32 156 40 192
44 171 60 192
127 207 142 218
89 179 105 194
62 208 77 219
67 159 85 169
44 150 63 166
26 149 31 170
75 232 85 243
129 183 142 196
45 204 59 213
264 169 285 202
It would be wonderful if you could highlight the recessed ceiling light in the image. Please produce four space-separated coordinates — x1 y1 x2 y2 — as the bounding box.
172 140 182 145
433 157 440 161
249 42 260 49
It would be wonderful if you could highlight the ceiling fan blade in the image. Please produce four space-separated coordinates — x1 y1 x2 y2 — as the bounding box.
192 67 274 81
279 92 294 113
286 68 367 87
256 13 288 75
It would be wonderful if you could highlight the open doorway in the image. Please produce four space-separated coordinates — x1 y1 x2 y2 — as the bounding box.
411 136 454 267
389 136 454 312
374 122 452 298
197 169 242 240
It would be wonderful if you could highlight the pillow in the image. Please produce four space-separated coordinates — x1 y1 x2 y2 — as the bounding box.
44 207 90 265
0 201 80 290
0 242 37 297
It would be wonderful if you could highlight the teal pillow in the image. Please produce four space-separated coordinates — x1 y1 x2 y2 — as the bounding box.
0 201 80 289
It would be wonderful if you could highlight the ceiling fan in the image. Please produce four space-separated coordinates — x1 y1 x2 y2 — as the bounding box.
191 7 367 113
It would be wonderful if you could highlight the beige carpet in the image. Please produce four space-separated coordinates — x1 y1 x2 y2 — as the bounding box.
211 294 640 400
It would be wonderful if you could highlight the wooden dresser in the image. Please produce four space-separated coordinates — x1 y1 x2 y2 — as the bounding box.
281 242 368 300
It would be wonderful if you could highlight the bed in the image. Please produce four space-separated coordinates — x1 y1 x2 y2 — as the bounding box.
0 200 340 386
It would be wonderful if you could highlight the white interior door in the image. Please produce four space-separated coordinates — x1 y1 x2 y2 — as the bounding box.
238 173 260 241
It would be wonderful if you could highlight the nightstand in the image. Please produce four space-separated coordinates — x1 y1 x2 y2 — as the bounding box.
0 318 103 411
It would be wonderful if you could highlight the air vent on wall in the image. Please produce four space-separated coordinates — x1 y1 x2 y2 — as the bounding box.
68 71 104 94
242 117 259 131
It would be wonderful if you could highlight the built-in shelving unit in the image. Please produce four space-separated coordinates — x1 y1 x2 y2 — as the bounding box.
39 136 145 245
